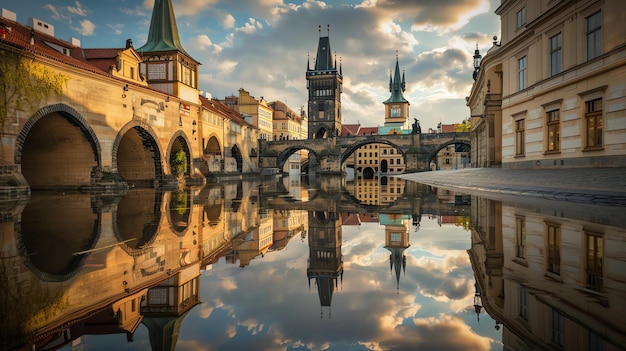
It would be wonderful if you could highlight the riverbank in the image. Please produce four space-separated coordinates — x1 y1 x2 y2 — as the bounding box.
398 167 626 207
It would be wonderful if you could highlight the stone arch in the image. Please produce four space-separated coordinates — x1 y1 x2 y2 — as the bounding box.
276 146 320 172
113 121 165 187
16 103 102 189
231 144 243 173
341 139 406 164
167 131 192 177
311 125 331 139
426 139 471 167
204 134 221 156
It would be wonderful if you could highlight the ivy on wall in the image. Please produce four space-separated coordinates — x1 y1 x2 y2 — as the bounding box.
0 50 68 128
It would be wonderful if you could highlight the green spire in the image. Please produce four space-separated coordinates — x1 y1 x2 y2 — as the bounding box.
138 0 191 57
384 54 408 104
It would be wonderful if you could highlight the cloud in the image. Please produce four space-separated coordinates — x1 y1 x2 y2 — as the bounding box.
106 23 124 36
236 18 263 34
174 0 219 17
76 19 95 36
222 14 235 29
44 4 66 21
66 1 88 17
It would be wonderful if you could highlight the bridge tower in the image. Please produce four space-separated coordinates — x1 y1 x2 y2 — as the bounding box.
383 53 409 129
306 25 343 139
137 0 200 103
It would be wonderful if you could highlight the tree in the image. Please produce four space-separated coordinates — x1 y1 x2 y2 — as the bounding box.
0 50 68 128
454 118 471 133
171 149 188 179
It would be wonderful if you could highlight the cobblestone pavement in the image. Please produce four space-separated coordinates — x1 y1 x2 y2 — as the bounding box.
397 167 626 206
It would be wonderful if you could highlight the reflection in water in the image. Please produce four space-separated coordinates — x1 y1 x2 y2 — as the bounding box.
0 176 624 350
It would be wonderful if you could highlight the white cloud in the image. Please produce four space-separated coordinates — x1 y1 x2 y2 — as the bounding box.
106 23 124 36
222 14 235 29
77 19 95 36
66 1 88 17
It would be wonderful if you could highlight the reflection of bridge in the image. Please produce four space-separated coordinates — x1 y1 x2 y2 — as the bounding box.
259 132 470 173
262 180 471 217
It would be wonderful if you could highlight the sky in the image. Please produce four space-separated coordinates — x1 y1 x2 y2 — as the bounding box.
1 0 501 131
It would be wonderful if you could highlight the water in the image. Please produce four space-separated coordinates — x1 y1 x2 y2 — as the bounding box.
1 175 624 350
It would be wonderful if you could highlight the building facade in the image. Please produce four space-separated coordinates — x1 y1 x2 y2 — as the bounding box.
469 0 626 169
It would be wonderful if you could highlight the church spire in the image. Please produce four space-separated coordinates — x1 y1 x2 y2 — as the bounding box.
138 0 191 57
384 52 408 104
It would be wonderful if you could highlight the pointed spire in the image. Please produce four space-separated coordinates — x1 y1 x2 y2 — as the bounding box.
339 57 342 75
138 0 191 57
307 52 310 71
384 51 408 103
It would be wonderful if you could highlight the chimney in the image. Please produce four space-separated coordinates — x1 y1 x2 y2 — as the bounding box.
1 8 17 22
71 37 81 47
28 17 54 37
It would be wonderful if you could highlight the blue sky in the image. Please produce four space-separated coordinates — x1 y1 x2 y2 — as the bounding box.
1 0 500 130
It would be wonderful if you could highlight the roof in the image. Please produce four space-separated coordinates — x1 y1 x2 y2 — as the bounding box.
341 124 360 136
441 124 456 133
357 127 378 135
199 95 256 129
0 16 109 77
137 0 193 59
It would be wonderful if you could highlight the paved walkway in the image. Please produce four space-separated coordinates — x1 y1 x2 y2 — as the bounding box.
398 167 626 206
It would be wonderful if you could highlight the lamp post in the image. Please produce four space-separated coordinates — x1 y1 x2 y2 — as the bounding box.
473 281 483 321
473 44 482 81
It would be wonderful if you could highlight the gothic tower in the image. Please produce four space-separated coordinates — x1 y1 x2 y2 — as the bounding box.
137 0 200 102
306 25 343 139
383 53 409 127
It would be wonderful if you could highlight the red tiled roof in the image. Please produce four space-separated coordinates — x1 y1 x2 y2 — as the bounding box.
357 127 378 135
0 16 109 77
341 124 360 136
199 95 256 129
441 124 456 133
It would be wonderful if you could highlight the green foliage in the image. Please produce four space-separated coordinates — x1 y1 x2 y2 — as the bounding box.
0 51 68 128
171 149 188 178
171 189 188 215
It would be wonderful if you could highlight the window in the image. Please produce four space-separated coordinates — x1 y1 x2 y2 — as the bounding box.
518 56 527 91
547 223 561 275
516 7 526 28
391 106 401 117
585 98 603 148
515 119 525 156
549 33 562 76
546 110 560 151
516 216 526 259
519 286 528 320
588 330 605 351
585 11 602 60
552 308 564 346
586 232 603 290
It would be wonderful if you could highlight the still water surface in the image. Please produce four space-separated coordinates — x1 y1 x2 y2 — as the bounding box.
2 175 624 350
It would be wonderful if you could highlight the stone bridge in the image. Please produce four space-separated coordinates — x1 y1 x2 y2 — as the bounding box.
259 132 470 174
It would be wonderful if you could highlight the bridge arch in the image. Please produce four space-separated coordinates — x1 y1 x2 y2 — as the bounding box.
276 146 320 172
231 144 243 173
113 121 165 187
427 138 471 167
16 103 102 189
167 188 192 236
167 131 193 177
341 139 406 164
204 134 222 156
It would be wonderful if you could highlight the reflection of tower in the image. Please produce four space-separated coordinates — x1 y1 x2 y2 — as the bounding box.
141 264 201 351
307 211 343 319
381 214 411 292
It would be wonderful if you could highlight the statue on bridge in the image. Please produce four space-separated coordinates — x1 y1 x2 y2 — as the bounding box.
411 118 421 134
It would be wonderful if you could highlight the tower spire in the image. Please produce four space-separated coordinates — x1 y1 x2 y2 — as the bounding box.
138 0 191 57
